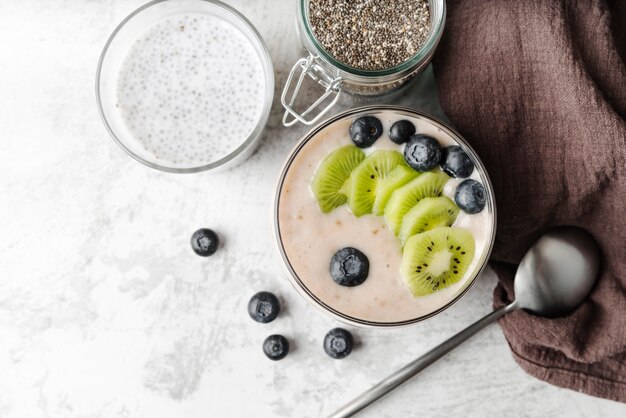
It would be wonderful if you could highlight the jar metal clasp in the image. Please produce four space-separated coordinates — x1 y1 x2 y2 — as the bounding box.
281 54 342 127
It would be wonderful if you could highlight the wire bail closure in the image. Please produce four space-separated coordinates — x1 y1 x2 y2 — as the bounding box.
281 54 342 127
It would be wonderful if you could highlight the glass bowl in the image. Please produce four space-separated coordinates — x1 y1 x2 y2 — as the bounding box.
96 0 274 173
274 105 497 327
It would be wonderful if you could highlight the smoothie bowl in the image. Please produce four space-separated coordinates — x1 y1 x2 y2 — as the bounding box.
274 106 496 327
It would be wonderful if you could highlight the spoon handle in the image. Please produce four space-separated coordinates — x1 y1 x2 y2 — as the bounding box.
328 301 518 418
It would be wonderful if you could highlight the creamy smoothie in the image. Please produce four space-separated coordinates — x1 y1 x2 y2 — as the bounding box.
115 13 267 167
276 109 494 325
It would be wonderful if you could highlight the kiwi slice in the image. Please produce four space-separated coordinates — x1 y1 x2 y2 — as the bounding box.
401 227 475 297
399 197 460 245
311 145 365 213
348 150 405 216
372 164 419 216
384 172 449 235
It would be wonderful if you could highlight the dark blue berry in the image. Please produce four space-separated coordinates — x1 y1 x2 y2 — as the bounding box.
323 328 353 359
455 179 487 214
330 247 369 287
248 291 280 323
403 134 442 172
389 120 416 144
441 146 474 178
190 228 219 256
263 335 289 361
349 116 383 148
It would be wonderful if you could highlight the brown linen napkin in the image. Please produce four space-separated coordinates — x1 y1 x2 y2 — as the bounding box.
432 0 626 402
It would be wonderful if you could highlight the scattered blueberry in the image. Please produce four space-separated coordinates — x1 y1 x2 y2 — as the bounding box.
349 116 383 148
263 334 289 361
455 179 487 214
403 134 442 172
441 146 474 178
248 291 280 323
330 247 369 287
389 120 416 144
190 228 219 256
323 328 353 359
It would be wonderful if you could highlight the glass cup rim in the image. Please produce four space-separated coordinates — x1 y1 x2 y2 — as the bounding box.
273 105 497 328
95 0 274 173
298 0 447 78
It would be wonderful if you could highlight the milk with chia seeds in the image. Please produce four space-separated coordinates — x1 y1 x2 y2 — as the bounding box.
116 14 266 166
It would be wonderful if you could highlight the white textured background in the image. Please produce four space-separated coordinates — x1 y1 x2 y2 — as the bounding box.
0 1 624 417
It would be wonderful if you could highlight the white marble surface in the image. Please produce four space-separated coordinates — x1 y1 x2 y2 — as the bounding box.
0 1 624 417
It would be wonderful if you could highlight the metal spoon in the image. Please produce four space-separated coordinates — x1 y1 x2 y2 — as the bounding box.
329 226 601 418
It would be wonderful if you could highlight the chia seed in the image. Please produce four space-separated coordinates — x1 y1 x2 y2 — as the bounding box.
308 0 431 71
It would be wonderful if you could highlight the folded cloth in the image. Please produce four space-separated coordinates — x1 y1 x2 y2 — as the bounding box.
433 0 626 402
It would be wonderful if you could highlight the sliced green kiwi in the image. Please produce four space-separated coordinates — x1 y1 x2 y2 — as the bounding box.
401 227 475 297
347 150 405 216
311 145 365 213
398 197 460 246
384 172 449 235
372 164 419 216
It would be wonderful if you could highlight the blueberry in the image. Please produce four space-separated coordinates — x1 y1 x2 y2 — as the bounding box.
389 120 416 144
403 134 442 172
323 328 353 359
263 334 289 361
455 179 487 214
349 116 383 148
190 228 219 256
441 146 474 178
330 247 369 287
248 291 280 323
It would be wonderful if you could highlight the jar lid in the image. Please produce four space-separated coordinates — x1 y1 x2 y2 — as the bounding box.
96 0 274 173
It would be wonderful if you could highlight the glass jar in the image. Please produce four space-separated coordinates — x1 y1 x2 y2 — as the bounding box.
281 0 446 127
96 0 274 173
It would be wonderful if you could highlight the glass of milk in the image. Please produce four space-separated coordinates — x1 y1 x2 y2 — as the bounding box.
96 0 274 173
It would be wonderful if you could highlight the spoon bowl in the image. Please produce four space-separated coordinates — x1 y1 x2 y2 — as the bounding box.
514 226 601 317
